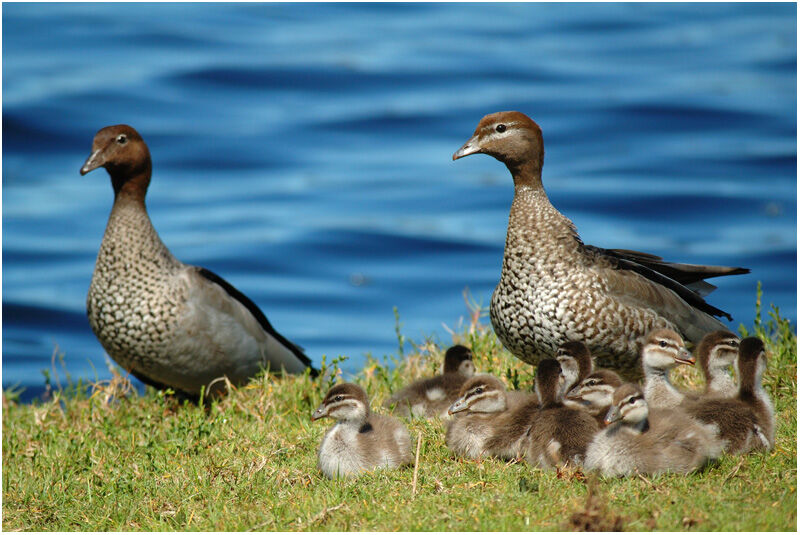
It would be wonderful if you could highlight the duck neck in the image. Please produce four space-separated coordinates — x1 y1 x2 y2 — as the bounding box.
706 367 736 395
101 174 178 271
503 168 583 268
644 365 683 406
630 417 650 434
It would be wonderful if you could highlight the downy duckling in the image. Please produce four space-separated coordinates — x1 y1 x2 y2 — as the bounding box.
565 369 624 426
684 337 774 454
446 375 537 460
312 383 413 478
695 330 740 398
584 383 723 477
641 328 695 409
524 359 600 469
555 341 594 397
384 345 475 418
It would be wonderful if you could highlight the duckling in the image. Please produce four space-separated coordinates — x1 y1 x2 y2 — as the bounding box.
684 337 774 454
384 345 475 418
565 369 624 426
445 375 537 459
523 359 600 469
641 328 695 409
584 383 723 477
695 330 740 398
312 383 413 478
555 341 595 396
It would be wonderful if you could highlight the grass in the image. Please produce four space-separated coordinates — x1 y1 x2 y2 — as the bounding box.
2 287 796 531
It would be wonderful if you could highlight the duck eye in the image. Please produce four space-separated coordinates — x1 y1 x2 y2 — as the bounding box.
587 380 597 386
659 340 667 348
475 387 484 394
116 134 127 144
334 395 343 402
495 124 507 133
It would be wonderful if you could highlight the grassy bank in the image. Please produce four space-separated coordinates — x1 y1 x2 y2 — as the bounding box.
3 293 796 531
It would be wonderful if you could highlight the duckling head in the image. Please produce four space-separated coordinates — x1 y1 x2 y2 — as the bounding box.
566 369 623 413
737 337 768 390
448 375 507 415
312 383 369 423
697 330 740 376
443 345 475 377
605 383 649 428
641 328 694 372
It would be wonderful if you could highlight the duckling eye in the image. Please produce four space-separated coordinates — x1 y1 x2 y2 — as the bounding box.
495 124 507 133
659 340 667 348
334 395 343 402
475 387 484 394
116 134 127 144
587 380 597 386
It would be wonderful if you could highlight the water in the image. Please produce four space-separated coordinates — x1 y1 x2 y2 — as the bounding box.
3 3 796 401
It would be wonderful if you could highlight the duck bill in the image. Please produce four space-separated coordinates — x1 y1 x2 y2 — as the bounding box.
452 136 481 160
311 405 327 421
447 398 468 415
603 406 621 426
674 349 696 366
565 386 582 400
80 149 105 175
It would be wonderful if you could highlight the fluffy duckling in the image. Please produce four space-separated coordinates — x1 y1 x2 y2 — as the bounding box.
584 383 723 477
384 345 475 418
565 369 624 426
312 383 413 478
684 337 774 454
524 359 600 469
696 330 740 398
641 328 695 409
445 375 537 459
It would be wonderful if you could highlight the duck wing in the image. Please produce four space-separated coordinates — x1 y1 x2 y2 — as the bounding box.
193 267 317 376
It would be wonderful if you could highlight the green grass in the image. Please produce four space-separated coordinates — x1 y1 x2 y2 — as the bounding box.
3 289 796 531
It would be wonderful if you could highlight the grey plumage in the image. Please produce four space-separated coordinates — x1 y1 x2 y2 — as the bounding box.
452 111 748 378
445 375 537 460
640 328 696 409
312 383 413 479
584 383 723 477
384 345 475 418
695 330 740 398
523 359 600 469
82 124 315 397
683 337 774 454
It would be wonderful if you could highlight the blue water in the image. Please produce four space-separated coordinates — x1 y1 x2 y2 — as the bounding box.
3 3 796 401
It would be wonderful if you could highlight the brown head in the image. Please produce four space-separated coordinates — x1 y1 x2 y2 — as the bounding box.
80 125 152 201
555 341 594 393
452 111 544 184
311 383 370 423
448 374 507 415
535 358 565 408
737 337 767 398
696 330 740 378
443 344 475 376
